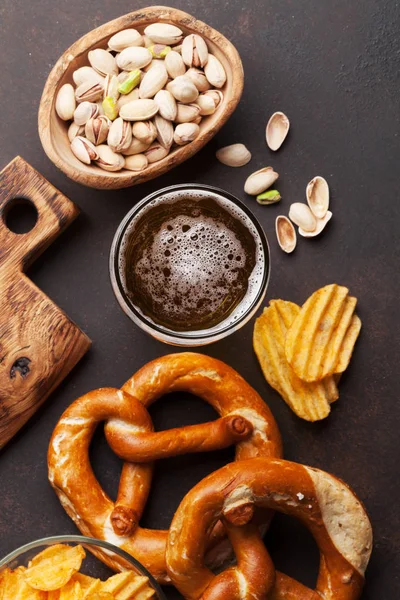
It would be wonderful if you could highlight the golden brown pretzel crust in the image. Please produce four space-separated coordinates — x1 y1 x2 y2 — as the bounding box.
166 458 372 600
48 353 282 582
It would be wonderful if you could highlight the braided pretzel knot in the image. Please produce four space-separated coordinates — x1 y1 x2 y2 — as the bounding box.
48 353 282 582
166 458 372 600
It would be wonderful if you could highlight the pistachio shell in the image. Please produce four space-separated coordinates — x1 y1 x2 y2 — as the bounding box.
299 211 332 237
204 54 226 88
165 50 186 78
144 23 183 46
75 80 104 103
124 153 149 171
216 144 251 167
72 66 104 87
306 176 330 219
173 122 200 145
181 34 209 68
244 167 279 195
154 89 177 121
154 114 174 149
204 89 223 108
167 75 199 103
107 117 133 153
70 136 99 164
73 101 99 126
108 29 143 52
288 203 317 232
139 63 168 99
196 94 216 116
68 122 85 142
95 144 125 171
103 74 120 101
266 111 290 151
144 142 170 163
175 103 201 123
122 137 151 156
276 216 297 253
185 68 211 92
55 83 76 120
85 115 110 145
117 47 152 71
119 99 159 121
132 120 157 144
88 48 118 77
117 88 140 110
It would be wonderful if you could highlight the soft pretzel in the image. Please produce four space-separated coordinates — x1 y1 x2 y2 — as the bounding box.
48 353 282 582
166 458 372 600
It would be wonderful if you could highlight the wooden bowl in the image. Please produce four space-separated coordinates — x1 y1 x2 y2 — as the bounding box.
38 6 244 190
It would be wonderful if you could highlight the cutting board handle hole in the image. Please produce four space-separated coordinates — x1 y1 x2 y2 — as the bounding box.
3 198 38 234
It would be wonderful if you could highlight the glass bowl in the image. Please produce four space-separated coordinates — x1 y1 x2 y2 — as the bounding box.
0 535 166 599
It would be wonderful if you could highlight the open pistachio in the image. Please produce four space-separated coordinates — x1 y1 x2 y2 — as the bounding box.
108 29 143 52
144 23 183 46
73 101 99 126
154 114 174 149
266 111 290 151
204 89 223 108
70 136 99 164
276 216 297 253
154 89 177 121
149 44 171 58
174 122 200 145
256 189 281 205
88 48 118 77
204 55 226 88
299 211 332 237
67 122 85 142
185 68 211 92
288 203 317 232
139 64 168 99
85 115 111 145
75 80 104 103
117 47 152 71
102 96 119 121
244 167 279 195
175 103 201 123
306 176 329 219
107 117 132 153
72 66 104 87
165 50 186 79
95 144 125 171
167 75 199 103
196 94 216 116
181 34 209 68
118 69 141 95
216 144 251 167
132 120 157 144
124 153 149 171
56 84 76 121
144 142 170 163
103 74 120 101
122 137 151 156
117 88 140 110
119 98 159 121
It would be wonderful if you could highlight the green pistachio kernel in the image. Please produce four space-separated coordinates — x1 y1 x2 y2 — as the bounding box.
149 44 171 59
256 189 281 205
118 69 141 95
102 96 119 121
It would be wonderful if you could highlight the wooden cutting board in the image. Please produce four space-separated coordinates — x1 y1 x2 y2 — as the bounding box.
0 156 91 449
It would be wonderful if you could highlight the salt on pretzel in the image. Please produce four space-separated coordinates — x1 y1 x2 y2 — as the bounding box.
48 353 282 582
166 458 372 600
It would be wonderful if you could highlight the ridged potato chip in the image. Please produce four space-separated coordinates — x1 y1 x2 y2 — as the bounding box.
59 579 83 600
253 300 339 421
285 284 361 382
23 544 85 591
73 573 101 597
101 572 152 600
1 567 46 599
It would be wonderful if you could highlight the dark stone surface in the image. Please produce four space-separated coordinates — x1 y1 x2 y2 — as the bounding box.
0 0 399 597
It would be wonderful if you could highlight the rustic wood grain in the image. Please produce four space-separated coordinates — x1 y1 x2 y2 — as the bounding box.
0 156 91 449
38 5 244 190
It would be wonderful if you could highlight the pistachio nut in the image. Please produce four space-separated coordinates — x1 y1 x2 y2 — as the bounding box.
117 71 130 84
173 122 200 145
256 189 281 205
216 144 251 167
72 66 104 87
118 69 141 95
306 176 329 219
266 111 290 151
143 59 166 73
116 46 152 71
122 137 151 156
117 88 140 110
175 103 201 123
139 64 168 99
244 167 279 195
166 75 199 103
107 117 133 153
132 120 157 144
298 211 332 237
85 115 111 145
165 50 186 79
144 141 170 163
149 44 171 58
192 115 202 125
185 68 211 92
102 96 119 121
96 100 105 116
55 83 76 121
88 48 118 77
144 23 183 46
103 74 120 101
154 114 174 149
142 35 153 48
108 29 143 52
276 216 297 253
95 144 125 171
204 89 223 108
196 94 216 116
119 99 159 121
124 153 149 171
204 54 226 89
73 101 99 126
181 34 209 68
67 122 85 142
154 89 177 121
75 79 104 103
288 203 317 232
70 136 99 164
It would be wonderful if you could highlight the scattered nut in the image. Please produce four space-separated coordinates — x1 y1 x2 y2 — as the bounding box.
216 144 251 167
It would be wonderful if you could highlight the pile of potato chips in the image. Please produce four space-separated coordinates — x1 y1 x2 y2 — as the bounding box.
253 284 361 421
0 544 155 600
